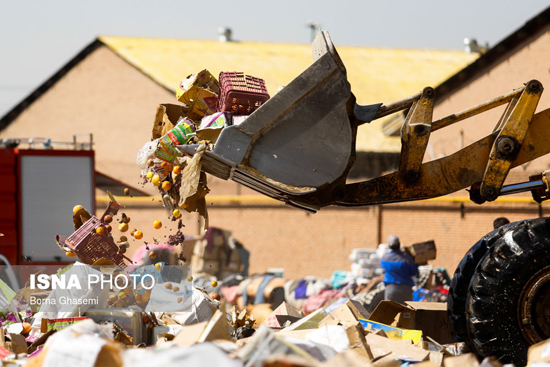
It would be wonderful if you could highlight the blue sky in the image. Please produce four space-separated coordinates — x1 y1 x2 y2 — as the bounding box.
1 0 549 117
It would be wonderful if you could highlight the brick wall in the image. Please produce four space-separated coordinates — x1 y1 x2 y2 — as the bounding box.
430 28 550 174
112 196 546 281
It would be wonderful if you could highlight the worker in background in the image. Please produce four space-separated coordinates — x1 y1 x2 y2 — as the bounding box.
381 235 418 304
493 217 510 230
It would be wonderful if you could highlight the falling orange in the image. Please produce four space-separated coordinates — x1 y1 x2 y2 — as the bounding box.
119 223 129 232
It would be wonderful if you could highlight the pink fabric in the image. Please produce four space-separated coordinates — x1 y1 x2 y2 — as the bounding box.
131 243 175 264
221 285 240 305
302 289 342 315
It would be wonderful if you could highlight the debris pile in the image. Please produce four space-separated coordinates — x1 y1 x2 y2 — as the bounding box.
0 209 537 367
1 265 541 367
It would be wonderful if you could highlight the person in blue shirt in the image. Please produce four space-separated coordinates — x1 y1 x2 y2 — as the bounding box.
380 234 418 304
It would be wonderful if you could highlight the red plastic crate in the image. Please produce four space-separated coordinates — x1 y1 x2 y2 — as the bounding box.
217 72 270 115
65 203 130 265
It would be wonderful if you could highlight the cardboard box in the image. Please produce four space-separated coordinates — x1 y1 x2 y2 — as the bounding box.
331 300 370 323
176 70 219 121
528 338 550 365
366 333 430 362
151 103 191 140
444 353 480 367
406 240 436 264
369 301 454 344
264 302 302 328
173 321 209 348
278 324 373 362
197 309 232 342
345 323 374 362
359 318 422 344
5 333 27 354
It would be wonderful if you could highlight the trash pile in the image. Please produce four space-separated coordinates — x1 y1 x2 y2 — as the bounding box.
1 264 545 367
136 70 271 229
0 193 516 367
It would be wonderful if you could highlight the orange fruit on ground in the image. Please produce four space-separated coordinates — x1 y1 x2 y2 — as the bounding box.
73 205 83 214
211 280 218 287
162 181 172 191
103 215 113 224
119 223 129 232
153 220 162 229
65 251 76 257
146 172 154 179
133 230 143 239
172 209 181 218
96 227 105 235
173 166 181 175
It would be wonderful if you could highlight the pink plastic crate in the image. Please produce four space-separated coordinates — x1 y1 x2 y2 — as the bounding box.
218 72 270 115
65 203 129 265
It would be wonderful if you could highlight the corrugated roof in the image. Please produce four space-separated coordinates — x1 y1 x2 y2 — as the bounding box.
99 36 478 152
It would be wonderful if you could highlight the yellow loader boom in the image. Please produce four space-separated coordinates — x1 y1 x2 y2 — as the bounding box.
179 31 550 212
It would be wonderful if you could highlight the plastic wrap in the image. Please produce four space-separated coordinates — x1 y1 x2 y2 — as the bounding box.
136 139 159 170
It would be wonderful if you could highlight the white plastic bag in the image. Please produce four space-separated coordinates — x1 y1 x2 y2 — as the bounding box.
136 139 159 170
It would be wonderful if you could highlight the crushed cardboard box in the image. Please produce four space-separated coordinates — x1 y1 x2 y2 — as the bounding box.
528 338 550 365
443 353 480 367
265 302 302 328
367 300 454 344
406 240 437 264
360 317 422 344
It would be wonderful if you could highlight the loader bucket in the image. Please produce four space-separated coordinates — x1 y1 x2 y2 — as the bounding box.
178 31 379 212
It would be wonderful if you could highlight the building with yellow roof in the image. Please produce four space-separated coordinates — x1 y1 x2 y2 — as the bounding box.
99 36 477 154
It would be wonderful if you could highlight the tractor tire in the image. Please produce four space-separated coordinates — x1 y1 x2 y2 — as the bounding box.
466 217 550 366
447 222 518 346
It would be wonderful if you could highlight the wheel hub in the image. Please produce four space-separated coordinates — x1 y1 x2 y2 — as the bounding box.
518 265 550 344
